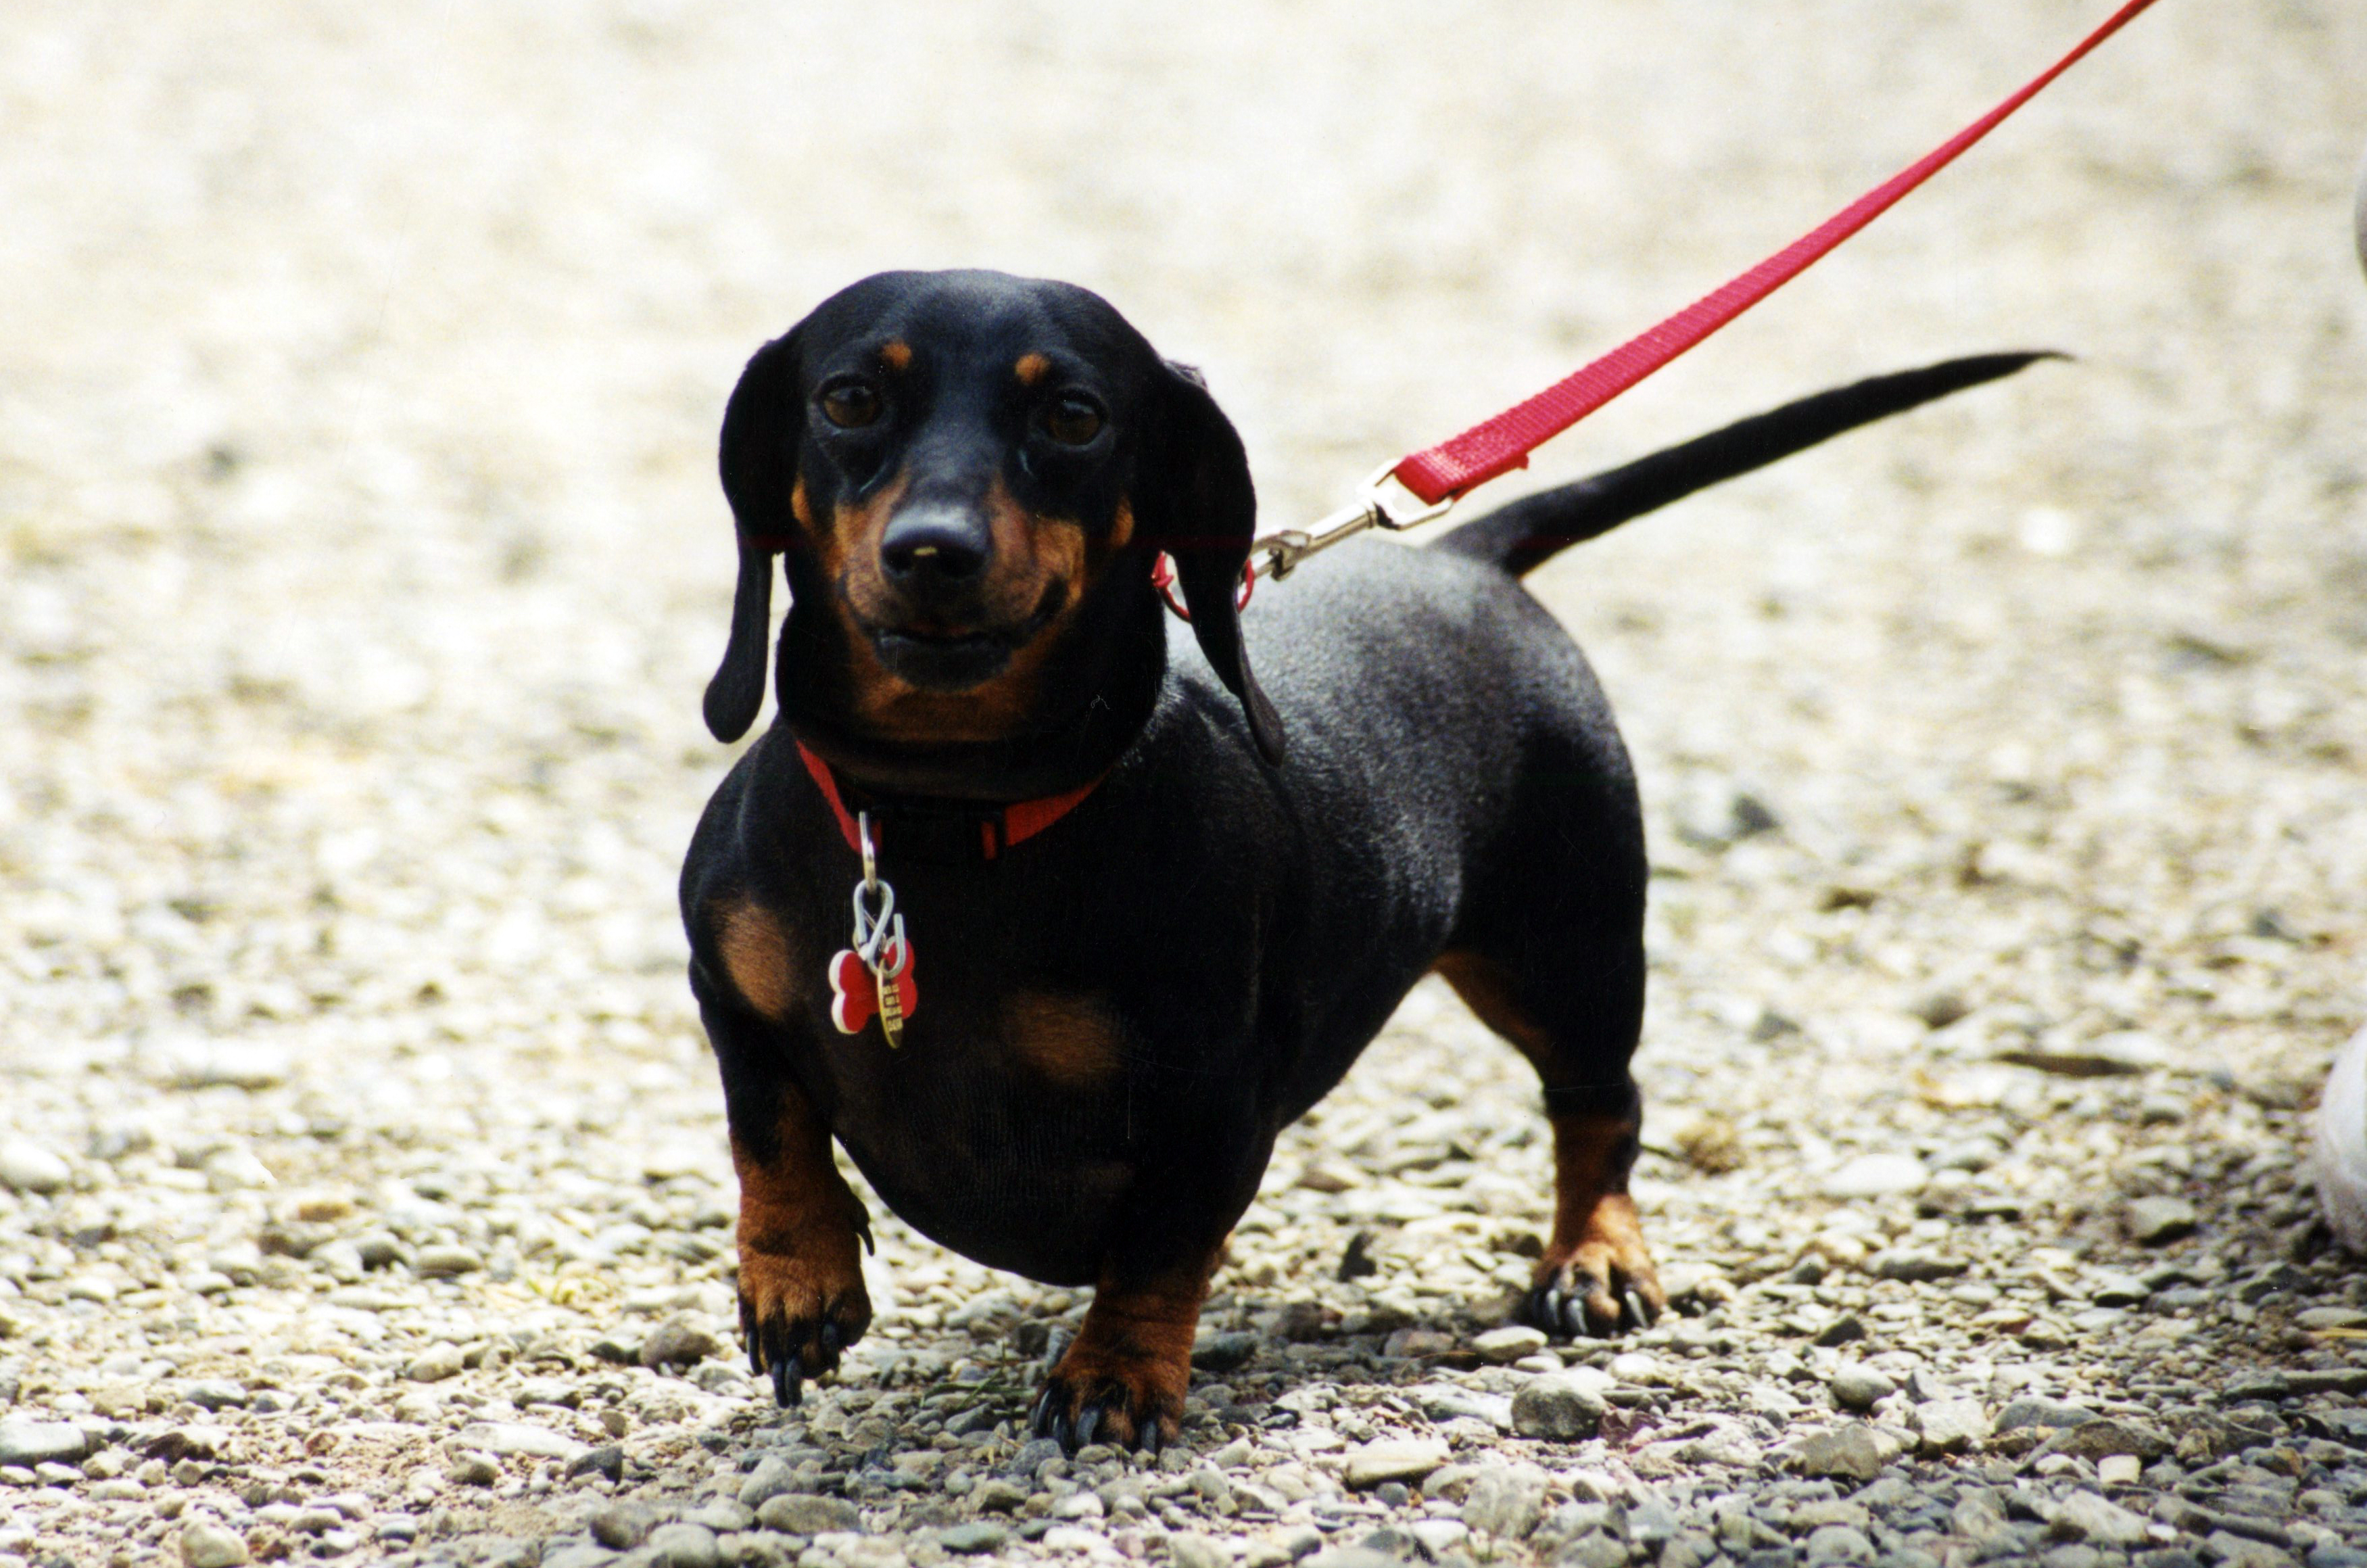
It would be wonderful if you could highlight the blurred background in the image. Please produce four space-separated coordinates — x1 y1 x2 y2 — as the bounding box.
3 0 2366 1423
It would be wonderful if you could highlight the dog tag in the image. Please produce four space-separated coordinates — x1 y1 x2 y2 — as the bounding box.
826 947 917 1041
875 965 906 1049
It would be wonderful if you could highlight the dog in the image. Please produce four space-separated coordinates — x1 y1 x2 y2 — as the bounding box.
679 268 2045 1450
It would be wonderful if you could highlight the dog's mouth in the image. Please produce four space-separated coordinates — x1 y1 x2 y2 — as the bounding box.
858 584 1067 692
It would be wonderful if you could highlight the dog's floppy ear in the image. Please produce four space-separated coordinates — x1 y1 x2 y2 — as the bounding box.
1139 362 1285 763
704 329 805 743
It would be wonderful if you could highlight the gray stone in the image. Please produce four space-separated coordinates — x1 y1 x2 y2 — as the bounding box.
644 1522 721 1568
179 1520 250 1568
1341 1438 1448 1489
1830 1364 1894 1412
402 1343 466 1382
1867 1249 1969 1283
1554 1531 1635 1568
969 1477 1028 1513
1190 1331 1258 1372
1472 1325 1548 1364
2050 1490 2149 1546
567 1444 625 1482
684 1500 752 1534
2124 1196 2199 1245
591 1502 655 1548
1804 1524 1877 1565
2203 1531 2298 1568
1170 1534 1230 1568
1914 1398 1991 1454
1994 1397 2101 1432
0 1421 89 1468
1405 1381 1514 1430
1792 1424 1886 1482
181 1379 247 1411
1813 1314 1868 1348
640 1315 721 1369
1511 1374 1606 1440
447 1451 500 1486
2042 1417 2172 1461
2088 1271 2153 1306
940 1521 1010 1554
456 1421 588 1462
738 1454 797 1510
757 1494 859 1535
1460 1470 1548 1538
544 1550 621 1568
1790 1500 1869 1534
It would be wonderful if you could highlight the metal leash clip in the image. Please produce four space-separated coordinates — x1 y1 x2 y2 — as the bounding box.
1249 462 1457 582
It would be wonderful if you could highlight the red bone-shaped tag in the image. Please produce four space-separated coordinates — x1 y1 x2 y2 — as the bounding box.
828 948 917 1037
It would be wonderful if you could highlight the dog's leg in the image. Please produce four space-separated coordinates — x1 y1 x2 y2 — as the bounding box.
696 977 873 1406
1435 948 1664 1337
1030 1241 1218 1454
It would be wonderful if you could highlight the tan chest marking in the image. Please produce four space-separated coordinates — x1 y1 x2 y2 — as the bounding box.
1001 991 1124 1087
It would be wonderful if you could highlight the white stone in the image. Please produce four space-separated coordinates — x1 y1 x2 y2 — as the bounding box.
0 1141 70 1195
454 1421 586 1462
180 1521 250 1567
1819 1154 1929 1199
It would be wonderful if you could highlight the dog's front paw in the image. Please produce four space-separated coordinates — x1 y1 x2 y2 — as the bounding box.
1028 1337 1186 1454
738 1248 872 1407
1519 1192 1664 1338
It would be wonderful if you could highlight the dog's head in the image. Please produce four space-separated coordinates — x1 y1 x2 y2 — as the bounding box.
703 270 1283 790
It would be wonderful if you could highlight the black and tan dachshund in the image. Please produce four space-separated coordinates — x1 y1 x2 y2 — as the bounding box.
679 268 2046 1450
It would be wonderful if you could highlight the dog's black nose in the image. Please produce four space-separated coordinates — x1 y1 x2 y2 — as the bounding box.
881 505 990 588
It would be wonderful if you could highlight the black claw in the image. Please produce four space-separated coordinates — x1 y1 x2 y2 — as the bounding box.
1625 1287 1652 1329
1140 1419 1162 1456
1053 1409 1075 1452
771 1356 794 1407
1028 1387 1055 1438
1560 1296 1586 1338
1074 1406 1102 1450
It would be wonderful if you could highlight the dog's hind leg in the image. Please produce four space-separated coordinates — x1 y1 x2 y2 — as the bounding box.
1435 939 1662 1337
1434 739 1661 1337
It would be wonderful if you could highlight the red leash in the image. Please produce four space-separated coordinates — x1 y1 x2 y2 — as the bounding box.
1224 0 2163 592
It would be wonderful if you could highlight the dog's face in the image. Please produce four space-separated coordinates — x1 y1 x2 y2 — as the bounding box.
703 271 1282 784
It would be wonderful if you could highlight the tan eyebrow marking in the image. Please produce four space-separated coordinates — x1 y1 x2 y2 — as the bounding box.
1013 353 1051 386
880 340 912 371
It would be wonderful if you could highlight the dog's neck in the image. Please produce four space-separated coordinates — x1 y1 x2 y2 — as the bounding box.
777 599 1166 805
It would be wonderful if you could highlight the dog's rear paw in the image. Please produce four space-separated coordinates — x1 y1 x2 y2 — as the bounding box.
1028 1341 1185 1454
1519 1194 1664 1338
738 1250 872 1408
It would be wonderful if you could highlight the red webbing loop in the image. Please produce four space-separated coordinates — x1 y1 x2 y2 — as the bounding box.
1149 551 1256 623
1390 0 2162 506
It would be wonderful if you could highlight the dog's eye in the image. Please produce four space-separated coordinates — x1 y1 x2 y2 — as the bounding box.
1041 394 1104 448
819 381 882 430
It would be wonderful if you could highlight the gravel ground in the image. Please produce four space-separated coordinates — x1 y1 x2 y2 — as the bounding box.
7 3 2367 1567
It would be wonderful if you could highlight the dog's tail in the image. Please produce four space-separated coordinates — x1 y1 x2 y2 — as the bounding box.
1434 352 2061 579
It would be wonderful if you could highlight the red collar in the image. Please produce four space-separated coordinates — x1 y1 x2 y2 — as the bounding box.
794 741 1102 862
